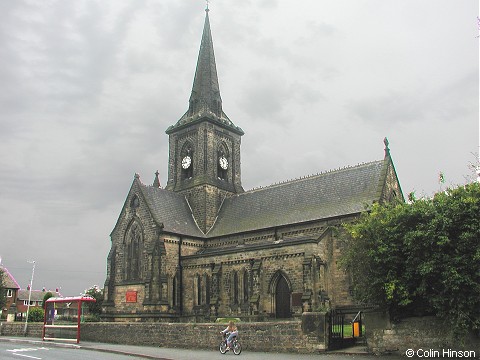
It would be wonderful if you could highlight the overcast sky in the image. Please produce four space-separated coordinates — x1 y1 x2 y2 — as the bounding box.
0 0 478 297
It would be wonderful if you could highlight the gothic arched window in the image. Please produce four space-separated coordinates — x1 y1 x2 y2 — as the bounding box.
232 271 239 304
194 274 202 306
172 275 178 307
203 274 210 305
151 241 163 301
243 269 249 302
130 194 140 209
124 221 143 281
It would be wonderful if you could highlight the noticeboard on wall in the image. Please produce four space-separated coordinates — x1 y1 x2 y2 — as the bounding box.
126 290 137 303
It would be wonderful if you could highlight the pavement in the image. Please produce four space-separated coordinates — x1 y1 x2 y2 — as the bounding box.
0 336 378 360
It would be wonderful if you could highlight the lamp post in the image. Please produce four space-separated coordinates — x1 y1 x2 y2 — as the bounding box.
24 260 35 336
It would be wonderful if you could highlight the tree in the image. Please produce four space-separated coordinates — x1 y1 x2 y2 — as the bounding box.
83 285 103 317
342 182 480 336
42 292 54 308
28 307 44 322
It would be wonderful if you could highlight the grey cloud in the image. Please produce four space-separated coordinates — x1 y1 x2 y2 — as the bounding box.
257 0 279 8
237 68 290 120
348 71 477 128
0 0 475 298
0 1 142 118
348 90 425 125
305 21 338 38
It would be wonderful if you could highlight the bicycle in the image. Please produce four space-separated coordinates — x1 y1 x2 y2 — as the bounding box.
219 332 242 355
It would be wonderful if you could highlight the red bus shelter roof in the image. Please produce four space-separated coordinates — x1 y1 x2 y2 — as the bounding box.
45 296 96 303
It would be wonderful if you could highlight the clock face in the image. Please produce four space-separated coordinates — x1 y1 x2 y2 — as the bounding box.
219 156 228 170
181 156 191 169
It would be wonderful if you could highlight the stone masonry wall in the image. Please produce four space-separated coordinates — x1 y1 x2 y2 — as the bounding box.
0 313 328 354
182 241 320 317
365 312 480 356
0 322 43 337
80 321 315 353
326 228 355 307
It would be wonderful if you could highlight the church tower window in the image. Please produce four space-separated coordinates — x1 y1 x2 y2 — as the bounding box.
181 143 194 180
217 144 228 181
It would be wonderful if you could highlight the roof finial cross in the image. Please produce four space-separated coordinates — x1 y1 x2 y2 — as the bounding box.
383 137 390 157
205 0 210 12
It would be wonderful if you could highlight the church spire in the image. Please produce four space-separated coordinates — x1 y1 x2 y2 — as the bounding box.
166 8 243 135
188 8 222 117
164 6 245 231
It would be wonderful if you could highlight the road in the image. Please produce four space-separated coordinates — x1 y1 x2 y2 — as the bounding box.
0 339 407 360
0 342 140 360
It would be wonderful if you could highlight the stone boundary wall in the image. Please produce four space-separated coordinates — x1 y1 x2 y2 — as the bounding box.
0 322 43 337
0 313 327 354
365 312 480 356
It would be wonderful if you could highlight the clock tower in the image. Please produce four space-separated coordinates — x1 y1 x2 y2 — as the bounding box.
165 8 244 234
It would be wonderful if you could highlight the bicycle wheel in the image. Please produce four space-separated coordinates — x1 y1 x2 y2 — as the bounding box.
219 341 227 354
233 341 242 355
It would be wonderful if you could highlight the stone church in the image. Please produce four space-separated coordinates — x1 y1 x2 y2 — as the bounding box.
102 9 403 321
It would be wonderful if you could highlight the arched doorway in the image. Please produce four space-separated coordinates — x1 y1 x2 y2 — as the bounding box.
275 275 291 318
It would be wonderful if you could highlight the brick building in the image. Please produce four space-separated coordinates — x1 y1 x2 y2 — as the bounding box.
1 265 20 319
102 9 403 322
15 289 62 319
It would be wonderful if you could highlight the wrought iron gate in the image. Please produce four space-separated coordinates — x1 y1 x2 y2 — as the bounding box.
329 309 346 350
328 308 364 350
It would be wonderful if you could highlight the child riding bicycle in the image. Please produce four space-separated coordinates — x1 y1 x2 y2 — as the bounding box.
220 321 238 351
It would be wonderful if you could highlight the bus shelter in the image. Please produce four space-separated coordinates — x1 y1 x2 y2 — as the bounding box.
43 296 96 344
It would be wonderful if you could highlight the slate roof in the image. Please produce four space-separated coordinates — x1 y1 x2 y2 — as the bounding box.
207 160 386 237
17 289 61 302
0 265 20 290
137 159 387 239
138 184 205 238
